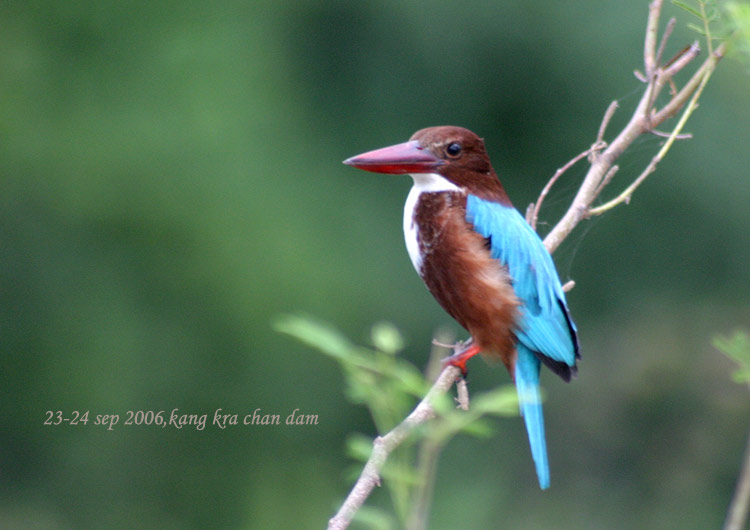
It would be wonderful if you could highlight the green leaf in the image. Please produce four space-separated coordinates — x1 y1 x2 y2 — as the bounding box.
371 321 405 354
725 1 750 55
346 433 375 462
473 386 521 417
673 0 704 19
272 313 357 361
713 329 750 386
352 506 398 530
687 22 708 35
458 418 496 438
394 368 432 397
428 391 459 415
380 461 421 485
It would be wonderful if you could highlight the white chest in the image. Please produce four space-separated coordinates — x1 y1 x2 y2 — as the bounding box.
402 173 462 273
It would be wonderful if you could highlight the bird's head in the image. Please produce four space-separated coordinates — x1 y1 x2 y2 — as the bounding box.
344 126 507 202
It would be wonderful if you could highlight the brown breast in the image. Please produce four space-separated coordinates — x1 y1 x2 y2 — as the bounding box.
413 191 520 372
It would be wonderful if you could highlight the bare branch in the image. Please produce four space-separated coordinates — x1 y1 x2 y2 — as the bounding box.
543 19 724 253
596 100 620 147
530 144 603 231
525 202 535 225
456 378 470 410
644 0 663 77
661 42 701 81
588 48 715 216
327 365 462 530
725 430 750 530
656 17 677 68
527 98 615 230
587 157 658 216
653 42 724 124
594 164 619 197
650 129 692 139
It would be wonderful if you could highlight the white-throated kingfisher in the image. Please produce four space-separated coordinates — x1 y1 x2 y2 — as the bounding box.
343 126 580 489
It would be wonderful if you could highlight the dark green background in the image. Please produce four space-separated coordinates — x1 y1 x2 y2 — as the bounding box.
2 1 749 528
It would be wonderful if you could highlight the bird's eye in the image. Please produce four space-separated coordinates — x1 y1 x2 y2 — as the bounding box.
446 142 462 157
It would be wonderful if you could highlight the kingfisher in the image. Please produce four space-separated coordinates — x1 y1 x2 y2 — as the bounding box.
343 126 579 489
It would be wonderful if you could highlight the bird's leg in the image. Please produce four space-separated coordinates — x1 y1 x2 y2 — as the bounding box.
441 340 481 379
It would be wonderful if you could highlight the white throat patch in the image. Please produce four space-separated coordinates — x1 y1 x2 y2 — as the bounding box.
402 173 462 273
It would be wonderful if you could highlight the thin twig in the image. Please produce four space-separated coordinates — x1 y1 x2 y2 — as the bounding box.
650 129 692 139
596 100 620 148
527 99 616 228
456 378 470 410
594 165 619 197
655 18 677 69
644 0 663 78
662 41 701 81
529 145 602 230
645 41 700 128
725 430 750 530
653 41 723 124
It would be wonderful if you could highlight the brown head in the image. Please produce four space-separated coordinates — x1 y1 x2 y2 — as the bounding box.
344 126 511 204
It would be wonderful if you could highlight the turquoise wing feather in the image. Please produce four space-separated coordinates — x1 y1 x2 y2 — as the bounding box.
465 194 578 370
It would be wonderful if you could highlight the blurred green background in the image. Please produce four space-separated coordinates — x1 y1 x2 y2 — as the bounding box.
2 1 749 528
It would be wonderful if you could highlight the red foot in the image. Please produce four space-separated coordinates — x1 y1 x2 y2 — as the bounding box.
441 343 481 378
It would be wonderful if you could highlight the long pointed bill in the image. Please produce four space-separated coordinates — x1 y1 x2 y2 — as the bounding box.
343 140 444 174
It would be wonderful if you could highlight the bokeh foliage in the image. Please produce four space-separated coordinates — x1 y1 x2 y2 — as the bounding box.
276 315 520 528
715 330 750 386
1 1 749 528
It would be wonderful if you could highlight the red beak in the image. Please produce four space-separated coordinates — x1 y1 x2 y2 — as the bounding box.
343 140 444 174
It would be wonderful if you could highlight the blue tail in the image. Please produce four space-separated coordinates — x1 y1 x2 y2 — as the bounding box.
514 345 549 489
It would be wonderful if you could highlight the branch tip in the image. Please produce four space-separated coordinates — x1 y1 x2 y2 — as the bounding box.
655 17 677 68
644 0 664 76
562 280 576 293
596 100 619 146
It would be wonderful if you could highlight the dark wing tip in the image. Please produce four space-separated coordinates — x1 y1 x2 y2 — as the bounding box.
538 355 577 382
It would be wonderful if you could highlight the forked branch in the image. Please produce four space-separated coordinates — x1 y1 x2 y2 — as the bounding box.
541 0 725 254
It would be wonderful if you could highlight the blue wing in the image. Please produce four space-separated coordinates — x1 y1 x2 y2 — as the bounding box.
465 194 578 372
466 194 578 489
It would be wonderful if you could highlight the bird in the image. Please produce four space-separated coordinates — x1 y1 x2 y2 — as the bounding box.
343 126 579 489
